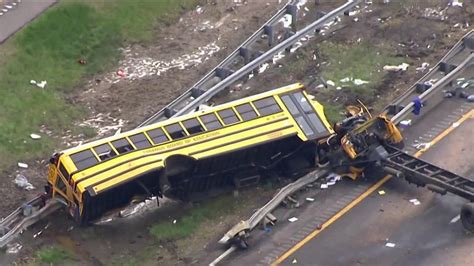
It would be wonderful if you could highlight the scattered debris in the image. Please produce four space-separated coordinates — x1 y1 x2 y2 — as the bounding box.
449 0 463 8
13 174 35 191
288 217 298 223
409 198 421 206
6 243 23 254
17 162 28 168
320 183 329 189
467 95 474 102
326 80 336 87
413 142 431 150
30 80 47 88
378 190 386 196
383 63 409 72
416 62 430 72
385 242 396 248
292 258 298 264
353 79 369 86
400 119 411 127
30 133 41 140
450 214 461 224
305 197 315 202
452 122 460 128
258 63 269 73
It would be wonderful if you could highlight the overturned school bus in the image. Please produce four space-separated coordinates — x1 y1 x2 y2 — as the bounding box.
46 83 334 223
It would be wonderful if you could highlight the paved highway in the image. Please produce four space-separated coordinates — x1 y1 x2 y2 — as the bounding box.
0 0 56 43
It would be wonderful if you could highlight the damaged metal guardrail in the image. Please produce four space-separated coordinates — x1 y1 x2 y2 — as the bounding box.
139 0 361 126
386 30 474 123
210 169 329 266
0 196 62 248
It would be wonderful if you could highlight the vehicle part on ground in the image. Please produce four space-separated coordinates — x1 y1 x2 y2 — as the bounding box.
139 0 361 125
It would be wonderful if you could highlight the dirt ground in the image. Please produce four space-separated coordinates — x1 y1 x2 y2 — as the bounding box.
1 0 473 265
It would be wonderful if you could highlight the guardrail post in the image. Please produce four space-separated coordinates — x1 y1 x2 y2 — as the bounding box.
286 4 297 27
264 25 274 47
191 87 205 98
464 37 474 50
216 67 234 79
164 108 177 118
439 62 456 74
239 47 251 64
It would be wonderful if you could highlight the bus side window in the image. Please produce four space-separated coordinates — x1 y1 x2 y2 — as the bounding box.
200 113 222 130
129 133 152 149
111 138 134 154
217 108 239 125
59 163 70 181
94 143 117 161
147 128 169 145
165 123 187 140
70 149 99 171
55 173 67 194
183 118 205 135
236 103 258 121
253 97 281 116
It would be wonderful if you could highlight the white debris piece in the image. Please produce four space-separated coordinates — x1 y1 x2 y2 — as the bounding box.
353 79 369 86
383 63 409 72
30 133 41 139
195 5 203 14
279 14 293 28
409 198 421 206
6 243 23 254
17 162 28 168
326 80 336 87
450 214 461 224
416 62 430 72
14 174 35 191
413 142 431 150
378 190 386 195
450 0 463 7
288 217 298 223
306 197 315 202
400 120 412 126
292 258 298 264
452 122 460 128
36 81 47 89
340 77 351 83
321 184 329 189
385 242 396 248
258 63 269 73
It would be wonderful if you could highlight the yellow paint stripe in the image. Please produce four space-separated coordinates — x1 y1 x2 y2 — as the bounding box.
272 108 474 265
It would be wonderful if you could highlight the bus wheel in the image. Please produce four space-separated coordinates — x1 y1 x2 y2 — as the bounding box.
460 203 474 233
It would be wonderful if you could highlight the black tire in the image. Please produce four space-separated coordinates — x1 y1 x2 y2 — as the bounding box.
460 203 474 233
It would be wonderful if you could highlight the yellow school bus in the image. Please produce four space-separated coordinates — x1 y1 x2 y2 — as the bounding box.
46 83 334 223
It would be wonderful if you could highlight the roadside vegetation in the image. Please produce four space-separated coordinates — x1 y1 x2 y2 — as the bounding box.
33 245 75 265
0 0 199 169
150 195 241 242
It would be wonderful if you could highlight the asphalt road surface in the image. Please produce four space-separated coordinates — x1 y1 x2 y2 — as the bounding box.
0 0 56 43
278 113 474 266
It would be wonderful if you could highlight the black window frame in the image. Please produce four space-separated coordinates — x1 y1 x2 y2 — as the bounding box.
129 133 152 149
70 149 99 171
164 123 187 140
147 128 169 145
217 108 240 125
59 163 70 181
93 143 117 161
253 97 282 116
235 103 258 121
183 118 206 135
111 138 135 154
200 113 223 130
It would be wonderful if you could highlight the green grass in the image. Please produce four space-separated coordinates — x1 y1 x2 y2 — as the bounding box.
318 41 402 99
323 104 345 125
150 195 238 242
35 246 73 265
0 0 199 169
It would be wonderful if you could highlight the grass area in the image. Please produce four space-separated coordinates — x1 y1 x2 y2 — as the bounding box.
35 246 74 265
318 41 402 99
323 104 345 125
150 195 239 242
0 0 199 169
